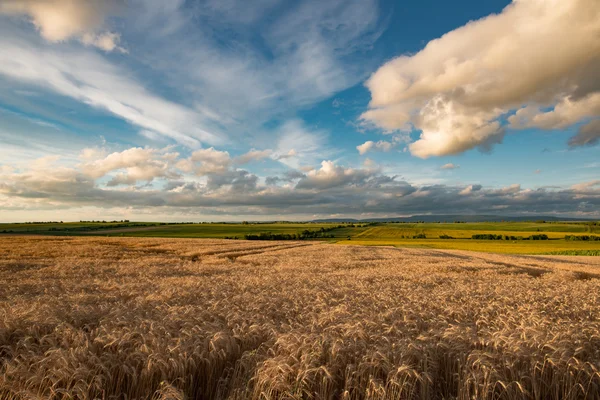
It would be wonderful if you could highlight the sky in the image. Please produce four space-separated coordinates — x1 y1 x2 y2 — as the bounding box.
0 0 599 222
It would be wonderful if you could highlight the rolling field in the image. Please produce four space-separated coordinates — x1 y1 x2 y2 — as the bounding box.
1 221 599 255
340 238 600 254
1 236 600 399
338 223 600 254
0 222 345 238
107 223 344 238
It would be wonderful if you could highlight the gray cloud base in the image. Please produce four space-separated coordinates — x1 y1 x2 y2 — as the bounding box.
1 151 599 218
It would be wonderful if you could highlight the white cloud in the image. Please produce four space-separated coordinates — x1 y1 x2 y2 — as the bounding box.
571 180 600 192
459 184 482 196
357 140 393 155
79 147 107 161
0 32 222 147
139 130 168 142
361 0 600 158
276 149 297 160
81 32 126 53
296 160 376 190
509 95 600 131
117 0 384 135
79 147 179 185
440 163 459 170
189 147 232 175
356 133 411 155
493 184 522 196
0 0 385 154
235 149 272 165
363 158 377 168
274 120 330 169
0 0 124 51
1 149 600 219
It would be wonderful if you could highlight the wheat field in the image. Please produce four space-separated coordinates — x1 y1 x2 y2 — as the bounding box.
1 237 599 399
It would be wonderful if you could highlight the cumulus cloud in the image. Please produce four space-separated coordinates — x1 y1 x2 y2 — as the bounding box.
296 160 383 190
568 119 600 147
1 150 600 218
265 170 306 186
459 184 482 196
441 163 459 170
79 147 180 185
189 147 232 175
356 134 410 155
361 0 600 158
571 180 600 192
0 0 125 51
357 140 393 155
175 147 272 184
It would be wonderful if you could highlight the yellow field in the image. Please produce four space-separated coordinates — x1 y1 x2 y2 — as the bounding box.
340 238 600 254
1 236 600 399
353 226 571 240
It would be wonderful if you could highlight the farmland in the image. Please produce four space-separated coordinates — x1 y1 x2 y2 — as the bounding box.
1 236 600 399
1 221 599 254
0 221 347 238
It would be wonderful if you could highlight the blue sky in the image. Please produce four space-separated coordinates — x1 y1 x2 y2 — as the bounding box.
0 0 598 221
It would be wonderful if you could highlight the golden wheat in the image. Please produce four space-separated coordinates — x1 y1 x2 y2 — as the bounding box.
1 236 599 399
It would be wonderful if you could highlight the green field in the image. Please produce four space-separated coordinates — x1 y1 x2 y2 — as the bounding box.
336 223 600 254
0 221 156 233
339 238 600 254
1 220 599 255
0 221 350 238
101 223 348 238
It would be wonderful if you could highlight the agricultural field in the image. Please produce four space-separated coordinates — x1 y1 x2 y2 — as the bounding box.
339 223 600 254
0 222 346 238
1 221 599 255
342 238 600 255
1 236 600 399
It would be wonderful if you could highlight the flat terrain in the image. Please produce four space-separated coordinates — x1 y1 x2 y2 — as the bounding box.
1 236 599 399
0 222 344 238
2 221 599 254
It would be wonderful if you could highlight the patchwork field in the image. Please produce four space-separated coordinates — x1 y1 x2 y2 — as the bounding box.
1 221 599 254
1 236 600 399
0 222 344 238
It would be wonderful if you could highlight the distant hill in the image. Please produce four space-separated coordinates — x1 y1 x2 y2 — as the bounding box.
311 215 595 223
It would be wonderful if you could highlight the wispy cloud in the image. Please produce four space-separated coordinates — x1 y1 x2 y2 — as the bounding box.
120 0 384 134
0 25 223 147
274 120 332 169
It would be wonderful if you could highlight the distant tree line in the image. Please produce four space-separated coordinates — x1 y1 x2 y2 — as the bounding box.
49 223 160 232
80 220 130 223
245 226 341 241
15 221 64 224
396 234 428 239
564 235 600 241
472 234 549 240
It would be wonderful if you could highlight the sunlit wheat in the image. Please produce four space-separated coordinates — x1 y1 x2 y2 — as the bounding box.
1 237 599 399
